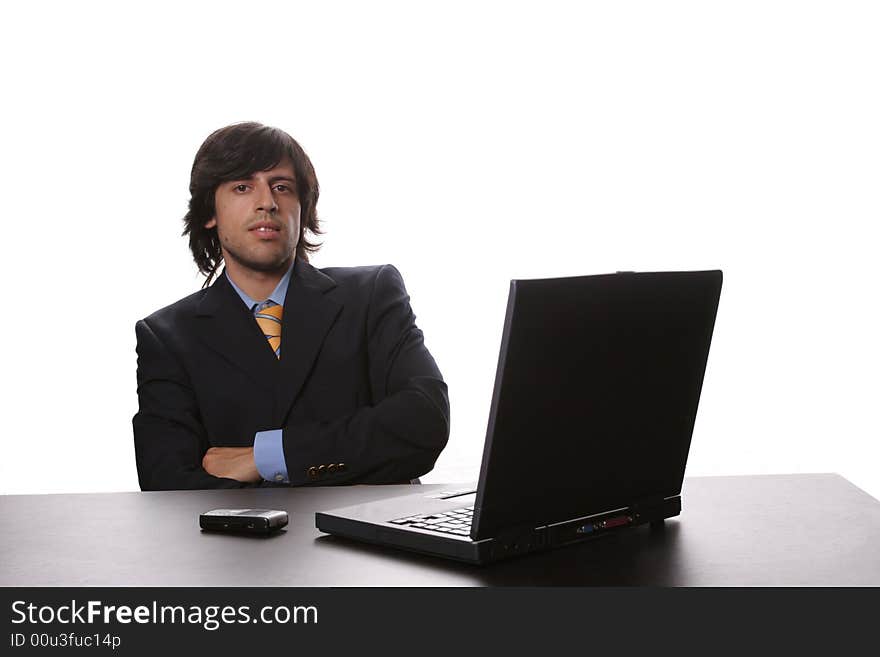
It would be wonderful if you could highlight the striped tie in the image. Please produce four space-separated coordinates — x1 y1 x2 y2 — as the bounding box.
254 303 283 359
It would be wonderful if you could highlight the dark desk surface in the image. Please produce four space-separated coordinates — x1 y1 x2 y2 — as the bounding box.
2 474 879 586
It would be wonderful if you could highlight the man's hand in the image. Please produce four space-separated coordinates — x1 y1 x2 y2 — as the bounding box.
202 447 262 483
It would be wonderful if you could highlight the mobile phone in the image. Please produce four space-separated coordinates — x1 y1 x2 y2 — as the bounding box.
199 509 289 534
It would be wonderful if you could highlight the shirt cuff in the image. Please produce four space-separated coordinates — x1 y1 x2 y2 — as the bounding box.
254 429 289 483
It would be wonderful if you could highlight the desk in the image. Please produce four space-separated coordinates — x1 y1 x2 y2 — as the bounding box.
1 474 879 586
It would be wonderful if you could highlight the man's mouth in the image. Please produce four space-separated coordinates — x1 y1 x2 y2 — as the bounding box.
249 221 281 234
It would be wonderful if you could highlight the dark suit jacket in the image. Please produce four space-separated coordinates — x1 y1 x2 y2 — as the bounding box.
133 257 449 490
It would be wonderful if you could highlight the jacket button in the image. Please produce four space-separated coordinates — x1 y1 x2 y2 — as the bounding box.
307 467 318 480
338 463 347 473
327 464 338 475
317 465 326 477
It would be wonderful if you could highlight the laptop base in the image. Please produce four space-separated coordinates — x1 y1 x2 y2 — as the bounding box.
316 495 681 565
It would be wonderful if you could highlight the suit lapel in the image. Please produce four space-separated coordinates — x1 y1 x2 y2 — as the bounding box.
194 272 279 393
276 257 343 421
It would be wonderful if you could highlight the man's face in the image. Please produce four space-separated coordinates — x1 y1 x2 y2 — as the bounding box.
205 158 301 274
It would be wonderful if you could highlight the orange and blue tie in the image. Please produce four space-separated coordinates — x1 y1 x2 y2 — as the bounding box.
254 303 283 359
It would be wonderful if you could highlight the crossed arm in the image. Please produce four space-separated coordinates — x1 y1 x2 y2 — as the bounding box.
201 447 260 483
134 265 449 490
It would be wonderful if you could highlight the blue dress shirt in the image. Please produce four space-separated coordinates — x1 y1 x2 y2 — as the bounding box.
225 264 293 484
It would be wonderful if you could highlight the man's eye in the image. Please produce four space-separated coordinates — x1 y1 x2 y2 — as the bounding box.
234 184 249 192
274 184 290 192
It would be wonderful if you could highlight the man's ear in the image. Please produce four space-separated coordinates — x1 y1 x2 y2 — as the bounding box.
205 217 217 229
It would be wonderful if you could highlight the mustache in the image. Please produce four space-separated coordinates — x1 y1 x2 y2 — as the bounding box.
246 217 282 231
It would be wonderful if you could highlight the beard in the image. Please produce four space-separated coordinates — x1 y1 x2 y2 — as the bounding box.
221 237 296 274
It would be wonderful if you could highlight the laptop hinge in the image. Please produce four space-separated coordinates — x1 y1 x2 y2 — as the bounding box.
631 494 668 512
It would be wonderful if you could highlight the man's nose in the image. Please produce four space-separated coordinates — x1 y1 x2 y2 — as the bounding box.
255 182 278 213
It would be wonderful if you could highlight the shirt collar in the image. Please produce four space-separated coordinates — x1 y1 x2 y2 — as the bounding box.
225 260 294 311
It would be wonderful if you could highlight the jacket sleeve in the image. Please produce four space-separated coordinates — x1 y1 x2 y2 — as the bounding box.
281 264 450 485
132 318 253 491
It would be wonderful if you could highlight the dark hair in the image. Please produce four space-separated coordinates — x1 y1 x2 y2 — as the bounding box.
182 122 323 286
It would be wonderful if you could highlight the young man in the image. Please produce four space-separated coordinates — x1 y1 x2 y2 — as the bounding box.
133 122 449 490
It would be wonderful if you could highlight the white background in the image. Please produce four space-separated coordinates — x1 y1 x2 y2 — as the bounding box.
1 1 877 499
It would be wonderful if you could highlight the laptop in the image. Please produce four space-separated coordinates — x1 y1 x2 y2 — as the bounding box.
315 270 723 564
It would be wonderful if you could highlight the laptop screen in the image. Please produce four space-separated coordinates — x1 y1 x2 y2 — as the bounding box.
472 270 722 539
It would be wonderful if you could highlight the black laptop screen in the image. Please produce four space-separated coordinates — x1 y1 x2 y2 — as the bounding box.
473 270 722 539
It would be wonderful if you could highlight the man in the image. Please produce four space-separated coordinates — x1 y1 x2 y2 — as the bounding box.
133 122 449 490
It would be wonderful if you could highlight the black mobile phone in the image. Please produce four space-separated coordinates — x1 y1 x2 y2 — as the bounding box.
199 509 289 535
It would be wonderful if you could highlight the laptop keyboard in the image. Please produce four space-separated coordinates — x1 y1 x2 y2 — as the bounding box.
388 505 473 537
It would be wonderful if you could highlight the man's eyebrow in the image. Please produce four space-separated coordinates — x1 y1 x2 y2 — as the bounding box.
228 174 296 183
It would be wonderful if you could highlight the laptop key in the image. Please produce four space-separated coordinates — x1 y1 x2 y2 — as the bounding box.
390 506 474 529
